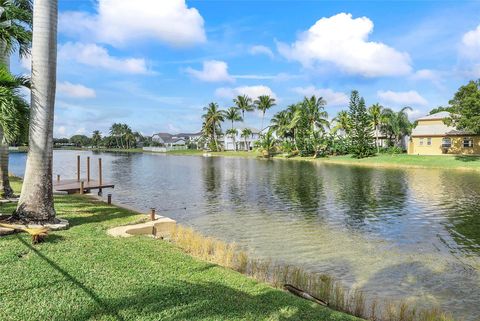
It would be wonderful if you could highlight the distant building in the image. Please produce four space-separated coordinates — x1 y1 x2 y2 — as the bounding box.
151 132 202 150
221 127 261 151
408 112 480 155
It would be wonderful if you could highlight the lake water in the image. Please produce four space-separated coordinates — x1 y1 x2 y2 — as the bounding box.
9 150 480 320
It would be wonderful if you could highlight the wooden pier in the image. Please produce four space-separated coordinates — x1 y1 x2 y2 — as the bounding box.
54 156 114 194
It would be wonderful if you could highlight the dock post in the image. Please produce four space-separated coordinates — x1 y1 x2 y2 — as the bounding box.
77 155 81 182
87 157 90 182
80 181 84 195
150 208 156 221
107 194 112 205
57 174 60 182
98 158 103 196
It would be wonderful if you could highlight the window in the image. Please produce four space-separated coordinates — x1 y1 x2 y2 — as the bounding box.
427 138 432 146
463 138 474 148
419 138 424 146
442 138 452 148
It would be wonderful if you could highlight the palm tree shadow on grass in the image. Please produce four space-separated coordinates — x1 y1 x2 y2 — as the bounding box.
17 235 351 321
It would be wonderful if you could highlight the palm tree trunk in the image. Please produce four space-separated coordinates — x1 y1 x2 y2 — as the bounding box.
375 125 379 153
16 0 58 222
0 40 14 198
0 127 14 198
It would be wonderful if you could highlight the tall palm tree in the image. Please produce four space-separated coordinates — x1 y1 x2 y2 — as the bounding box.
109 123 123 148
226 128 238 151
0 0 32 197
270 110 290 140
240 128 252 151
202 102 224 151
368 103 383 152
332 110 351 135
91 130 101 148
233 95 254 120
16 0 58 222
302 95 329 133
380 107 412 148
224 107 242 130
254 95 276 131
0 66 29 198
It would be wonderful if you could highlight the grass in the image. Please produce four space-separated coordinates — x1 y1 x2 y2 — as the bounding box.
169 226 455 321
0 178 361 321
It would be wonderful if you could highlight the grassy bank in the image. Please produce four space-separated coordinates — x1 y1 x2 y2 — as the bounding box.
0 178 360 321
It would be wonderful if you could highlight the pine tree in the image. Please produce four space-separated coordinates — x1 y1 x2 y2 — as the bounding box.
348 90 375 158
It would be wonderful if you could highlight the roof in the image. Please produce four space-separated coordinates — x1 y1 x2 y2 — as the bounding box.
416 111 451 121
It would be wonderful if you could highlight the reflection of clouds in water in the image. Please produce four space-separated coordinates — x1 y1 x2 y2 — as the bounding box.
8 151 480 320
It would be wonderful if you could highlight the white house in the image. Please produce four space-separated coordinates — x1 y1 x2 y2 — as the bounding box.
221 127 261 151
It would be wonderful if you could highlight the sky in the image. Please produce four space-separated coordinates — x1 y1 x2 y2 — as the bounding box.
10 0 480 138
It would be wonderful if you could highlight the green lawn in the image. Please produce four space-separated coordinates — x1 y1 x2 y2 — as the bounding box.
0 178 360 321
315 154 480 171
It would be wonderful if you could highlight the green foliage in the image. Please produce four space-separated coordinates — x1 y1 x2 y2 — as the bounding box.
254 95 276 129
69 134 90 147
447 79 480 134
202 102 225 152
224 106 242 129
348 91 375 159
0 0 33 59
233 94 254 119
380 107 412 149
255 130 278 157
0 66 29 144
429 106 453 115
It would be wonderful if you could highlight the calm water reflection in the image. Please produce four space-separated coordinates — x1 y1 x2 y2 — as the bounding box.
9 150 480 320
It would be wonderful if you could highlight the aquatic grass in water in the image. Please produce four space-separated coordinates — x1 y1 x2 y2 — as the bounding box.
168 225 456 321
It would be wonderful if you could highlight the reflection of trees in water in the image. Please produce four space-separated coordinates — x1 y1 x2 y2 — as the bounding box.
202 157 222 202
271 161 325 218
110 153 136 183
439 171 480 252
331 166 408 228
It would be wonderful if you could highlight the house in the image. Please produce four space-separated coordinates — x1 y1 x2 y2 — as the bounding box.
408 111 480 155
221 127 261 151
151 132 203 150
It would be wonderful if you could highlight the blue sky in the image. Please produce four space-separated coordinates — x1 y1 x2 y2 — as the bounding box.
11 0 480 137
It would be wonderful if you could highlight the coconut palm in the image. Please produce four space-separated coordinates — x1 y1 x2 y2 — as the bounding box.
254 95 276 131
16 0 58 222
368 103 383 152
240 128 252 151
224 107 242 130
202 102 224 151
302 95 329 133
270 110 291 140
92 130 101 148
226 128 238 151
0 67 29 198
255 130 277 158
332 110 351 135
0 0 32 197
109 123 123 148
233 95 254 119
0 0 33 68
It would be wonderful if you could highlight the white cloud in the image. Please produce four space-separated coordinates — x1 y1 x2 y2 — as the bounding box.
186 60 234 82
292 86 349 106
249 45 274 59
411 69 444 88
59 42 149 74
58 82 96 99
461 24 480 59
20 54 31 70
377 90 428 106
215 85 277 100
55 126 67 136
59 0 206 47
277 13 412 77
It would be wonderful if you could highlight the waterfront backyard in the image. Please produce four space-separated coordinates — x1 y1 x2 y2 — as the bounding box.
7 150 480 320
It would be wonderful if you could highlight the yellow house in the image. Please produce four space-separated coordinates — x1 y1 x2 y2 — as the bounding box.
408 112 480 155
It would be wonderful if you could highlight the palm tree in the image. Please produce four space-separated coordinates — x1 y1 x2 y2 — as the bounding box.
0 0 32 197
256 130 277 158
270 110 291 140
226 128 238 151
202 102 224 151
109 123 122 148
224 107 242 130
380 107 412 148
16 0 58 222
302 95 329 133
332 110 351 135
0 0 33 68
240 128 252 151
368 103 383 152
254 95 276 131
92 130 101 148
0 66 29 198
233 95 254 120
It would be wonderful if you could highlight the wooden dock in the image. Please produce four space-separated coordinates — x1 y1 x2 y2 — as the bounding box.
54 179 114 194
54 155 114 194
